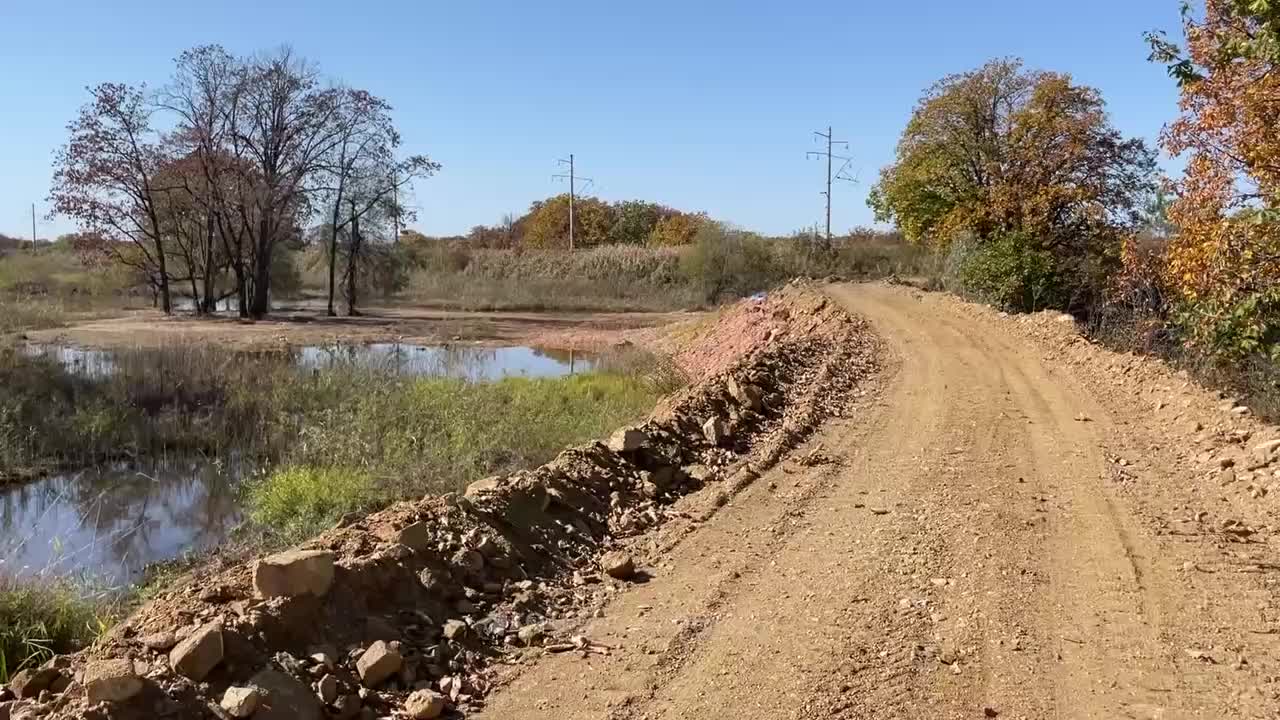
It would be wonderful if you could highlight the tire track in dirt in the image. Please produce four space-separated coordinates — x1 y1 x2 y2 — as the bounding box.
474 283 1266 719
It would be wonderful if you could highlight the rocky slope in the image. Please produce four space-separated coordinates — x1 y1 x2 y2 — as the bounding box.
0 283 880 720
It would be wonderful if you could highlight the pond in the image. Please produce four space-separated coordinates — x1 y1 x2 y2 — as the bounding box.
0 458 244 585
23 342 600 381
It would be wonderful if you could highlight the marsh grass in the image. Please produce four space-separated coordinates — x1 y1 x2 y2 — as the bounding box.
0 575 116 682
404 238 937 312
248 365 673 540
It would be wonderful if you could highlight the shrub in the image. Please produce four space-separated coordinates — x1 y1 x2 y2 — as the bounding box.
956 232 1063 311
680 224 777 302
1173 288 1280 362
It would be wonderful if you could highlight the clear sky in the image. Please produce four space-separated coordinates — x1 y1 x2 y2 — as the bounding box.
1 0 1187 240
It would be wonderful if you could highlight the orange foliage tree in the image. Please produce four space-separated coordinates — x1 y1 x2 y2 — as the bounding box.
1148 1 1280 358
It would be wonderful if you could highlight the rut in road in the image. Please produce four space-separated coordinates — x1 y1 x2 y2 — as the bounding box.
477 283 1275 720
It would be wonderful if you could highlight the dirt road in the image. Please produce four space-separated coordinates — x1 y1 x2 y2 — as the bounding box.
477 283 1278 719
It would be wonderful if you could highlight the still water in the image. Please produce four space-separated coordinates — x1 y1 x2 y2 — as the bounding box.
23 343 598 381
6 343 603 583
0 459 243 585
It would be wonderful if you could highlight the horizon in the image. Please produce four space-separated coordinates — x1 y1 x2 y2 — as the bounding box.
2 0 1186 241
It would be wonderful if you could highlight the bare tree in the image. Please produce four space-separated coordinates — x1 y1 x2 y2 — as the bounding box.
50 83 175 312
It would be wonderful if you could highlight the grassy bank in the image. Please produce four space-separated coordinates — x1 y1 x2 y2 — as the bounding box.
0 576 114 682
248 368 670 539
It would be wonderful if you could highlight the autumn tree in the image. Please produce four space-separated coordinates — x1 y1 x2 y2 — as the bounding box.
50 83 176 312
609 200 665 245
1146 1 1280 358
522 194 617 248
869 58 1156 310
647 211 707 247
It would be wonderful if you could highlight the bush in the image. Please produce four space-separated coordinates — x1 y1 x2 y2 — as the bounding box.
956 232 1063 311
680 224 778 302
1173 288 1280 362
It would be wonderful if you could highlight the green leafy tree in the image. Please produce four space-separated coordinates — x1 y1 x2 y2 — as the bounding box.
869 58 1156 310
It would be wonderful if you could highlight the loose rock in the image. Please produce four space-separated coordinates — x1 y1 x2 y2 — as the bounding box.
169 622 224 681
702 417 730 446
251 669 323 720
253 549 336 598
404 689 447 719
220 686 261 719
356 641 402 688
83 659 142 705
607 427 648 453
601 551 636 580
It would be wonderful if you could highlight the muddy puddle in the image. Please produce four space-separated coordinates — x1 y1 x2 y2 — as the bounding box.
0 458 244 585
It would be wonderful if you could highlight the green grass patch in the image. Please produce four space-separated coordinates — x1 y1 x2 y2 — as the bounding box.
0 577 114 682
247 371 664 539
247 466 379 539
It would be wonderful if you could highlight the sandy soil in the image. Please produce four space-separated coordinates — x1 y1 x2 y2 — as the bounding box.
475 283 1278 719
19 303 696 350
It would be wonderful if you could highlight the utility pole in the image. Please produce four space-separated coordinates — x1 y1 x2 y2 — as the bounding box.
31 203 37 248
553 154 593 251
806 127 856 246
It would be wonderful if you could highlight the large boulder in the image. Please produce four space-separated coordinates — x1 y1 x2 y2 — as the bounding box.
168 622 224 681
83 659 142 705
607 427 649 453
6 668 59 700
219 686 261 719
355 641 402 688
254 549 335 598
405 689 447 719
250 669 323 720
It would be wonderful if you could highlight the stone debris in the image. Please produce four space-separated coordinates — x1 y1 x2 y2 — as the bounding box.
253 549 336 598
219 686 261 718
168 621 223 681
405 689 447 719
82 659 141 705
356 641 403 688
26 284 880 720
600 551 636 580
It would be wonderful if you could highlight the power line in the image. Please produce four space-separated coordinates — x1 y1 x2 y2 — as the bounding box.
552 154 593 251
805 126 857 245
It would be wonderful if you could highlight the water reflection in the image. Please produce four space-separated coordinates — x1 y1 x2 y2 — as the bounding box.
25 342 599 381
293 343 598 380
0 459 243 585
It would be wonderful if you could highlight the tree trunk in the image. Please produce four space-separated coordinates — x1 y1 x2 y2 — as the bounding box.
327 222 339 317
345 203 360 316
250 250 271 318
200 213 217 314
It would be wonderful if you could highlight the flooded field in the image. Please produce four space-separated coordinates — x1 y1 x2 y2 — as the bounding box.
2 340 652 583
22 342 598 380
0 458 243 584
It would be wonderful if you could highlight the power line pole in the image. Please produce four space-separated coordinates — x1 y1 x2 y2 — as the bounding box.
31 203 37 247
806 126 856 246
553 154 593 251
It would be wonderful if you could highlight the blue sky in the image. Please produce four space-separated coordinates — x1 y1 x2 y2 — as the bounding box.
1 0 1187 240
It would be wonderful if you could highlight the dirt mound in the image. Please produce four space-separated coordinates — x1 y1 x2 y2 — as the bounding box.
5 283 880 720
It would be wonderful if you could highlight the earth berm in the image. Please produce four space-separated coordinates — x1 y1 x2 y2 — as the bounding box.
8 282 1279 719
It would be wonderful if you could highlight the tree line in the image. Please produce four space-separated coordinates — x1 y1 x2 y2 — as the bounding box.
870 0 1280 362
49 45 439 318
437 195 710 250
